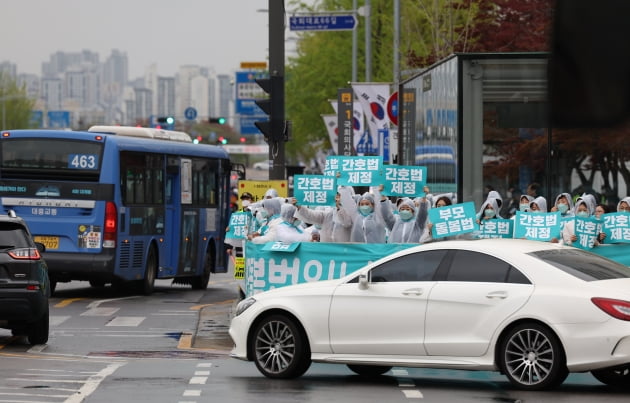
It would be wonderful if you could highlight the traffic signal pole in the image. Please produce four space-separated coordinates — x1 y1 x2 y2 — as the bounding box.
267 0 285 180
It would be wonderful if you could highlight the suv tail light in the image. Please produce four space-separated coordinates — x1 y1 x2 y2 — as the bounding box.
592 297 630 321
8 247 41 260
103 201 117 248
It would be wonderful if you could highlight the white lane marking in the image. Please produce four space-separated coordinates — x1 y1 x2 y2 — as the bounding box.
182 389 202 396
64 362 125 403
51 316 71 326
105 316 145 327
402 390 424 398
197 363 212 368
86 296 140 309
80 307 120 316
189 376 208 384
392 368 423 399
194 371 210 376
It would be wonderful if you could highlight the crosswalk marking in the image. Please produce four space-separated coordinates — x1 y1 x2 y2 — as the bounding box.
189 376 208 384
106 316 145 327
50 315 70 326
80 307 120 316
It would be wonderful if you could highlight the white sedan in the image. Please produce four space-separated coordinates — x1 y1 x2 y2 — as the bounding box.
229 239 630 390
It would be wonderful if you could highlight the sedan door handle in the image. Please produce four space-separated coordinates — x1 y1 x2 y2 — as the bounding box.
402 288 424 296
486 291 508 299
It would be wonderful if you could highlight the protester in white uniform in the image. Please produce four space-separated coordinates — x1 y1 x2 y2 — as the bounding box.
382 197 430 243
273 204 314 243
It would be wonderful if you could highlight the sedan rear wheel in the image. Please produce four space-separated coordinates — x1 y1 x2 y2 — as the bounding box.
499 323 567 390
591 365 630 389
347 364 392 376
252 314 311 378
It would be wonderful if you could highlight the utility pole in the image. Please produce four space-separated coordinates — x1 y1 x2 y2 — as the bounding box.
267 0 286 180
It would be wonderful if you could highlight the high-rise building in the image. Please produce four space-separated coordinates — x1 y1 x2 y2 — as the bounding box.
217 74 232 124
42 50 99 78
190 75 209 120
0 61 17 78
41 78 63 110
176 65 202 118
101 49 128 105
157 76 175 117
64 66 100 107
133 88 152 123
144 64 158 116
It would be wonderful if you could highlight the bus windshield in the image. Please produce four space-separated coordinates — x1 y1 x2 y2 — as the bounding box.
1 138 103 181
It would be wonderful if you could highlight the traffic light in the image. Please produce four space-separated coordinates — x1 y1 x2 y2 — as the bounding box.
254 75 287 142
217 136 228 145
209 117 226 125
157 116 175 124
156 116 175 129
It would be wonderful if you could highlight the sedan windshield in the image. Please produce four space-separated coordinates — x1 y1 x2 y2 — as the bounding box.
529 249 630 281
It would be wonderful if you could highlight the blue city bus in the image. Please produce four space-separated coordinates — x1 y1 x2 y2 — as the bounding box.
415 145 457 193
0 126 232 294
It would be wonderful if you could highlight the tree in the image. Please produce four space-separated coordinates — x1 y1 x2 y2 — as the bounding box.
0 72 35 130
467 0 554 53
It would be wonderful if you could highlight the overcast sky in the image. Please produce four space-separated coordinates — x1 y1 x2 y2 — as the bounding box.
2 0 283 79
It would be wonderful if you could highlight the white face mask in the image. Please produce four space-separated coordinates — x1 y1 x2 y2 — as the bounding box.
241 200 251 207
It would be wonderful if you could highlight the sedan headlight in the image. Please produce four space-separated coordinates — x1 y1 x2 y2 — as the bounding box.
235 297 257 317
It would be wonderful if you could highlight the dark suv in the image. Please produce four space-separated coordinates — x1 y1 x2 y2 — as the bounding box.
0 211 50 344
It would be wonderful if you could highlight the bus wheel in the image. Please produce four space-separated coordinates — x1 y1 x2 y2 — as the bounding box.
191 249 213 290
139 246 157 295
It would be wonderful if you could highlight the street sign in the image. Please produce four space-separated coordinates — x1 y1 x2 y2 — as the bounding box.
184 107 197 121
47 111 70 128
240 62 267 69
289 14 357 31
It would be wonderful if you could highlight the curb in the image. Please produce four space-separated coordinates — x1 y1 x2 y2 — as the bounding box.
191 298 238 351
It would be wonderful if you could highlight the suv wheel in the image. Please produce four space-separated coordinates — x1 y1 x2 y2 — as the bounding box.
27 304 49 345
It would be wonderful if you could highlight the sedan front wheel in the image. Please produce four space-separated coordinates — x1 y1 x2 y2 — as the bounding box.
252 314 311 379
499 323 568 390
